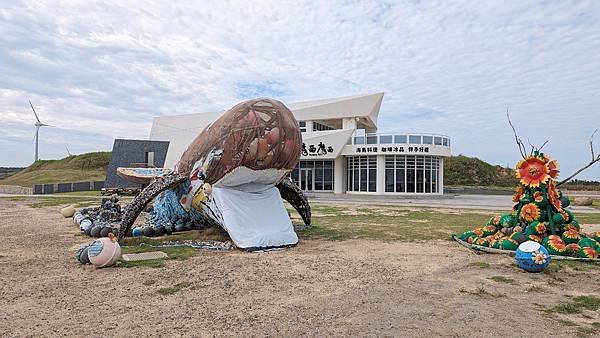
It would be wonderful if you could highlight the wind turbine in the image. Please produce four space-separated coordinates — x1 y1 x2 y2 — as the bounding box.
29 100 51 162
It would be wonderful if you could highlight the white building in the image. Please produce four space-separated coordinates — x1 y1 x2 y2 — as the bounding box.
149 93 451 194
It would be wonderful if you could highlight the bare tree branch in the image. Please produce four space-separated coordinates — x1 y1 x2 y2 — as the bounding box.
557 128 600 187
538 140 550 151
527 138 535 155
590 128 598 161
506 109 526 159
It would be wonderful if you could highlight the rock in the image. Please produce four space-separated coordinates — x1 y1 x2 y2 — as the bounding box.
572 197 593 206
60 205 76 218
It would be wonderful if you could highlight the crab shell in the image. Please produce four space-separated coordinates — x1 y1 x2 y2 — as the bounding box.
176 98 302 181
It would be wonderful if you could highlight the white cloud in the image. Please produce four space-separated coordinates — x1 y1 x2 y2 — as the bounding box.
0 0 599 179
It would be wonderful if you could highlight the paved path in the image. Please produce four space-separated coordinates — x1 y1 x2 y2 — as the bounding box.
1 193 597 213
308 193 600 213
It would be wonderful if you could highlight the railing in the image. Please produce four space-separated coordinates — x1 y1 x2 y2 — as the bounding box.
350 132 450 147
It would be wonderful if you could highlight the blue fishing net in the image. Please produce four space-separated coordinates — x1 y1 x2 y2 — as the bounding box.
145 180 207 229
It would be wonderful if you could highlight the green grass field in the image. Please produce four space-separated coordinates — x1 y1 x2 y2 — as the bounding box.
298 204 600 241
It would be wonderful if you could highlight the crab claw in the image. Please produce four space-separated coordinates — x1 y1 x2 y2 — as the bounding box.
277 177 311 226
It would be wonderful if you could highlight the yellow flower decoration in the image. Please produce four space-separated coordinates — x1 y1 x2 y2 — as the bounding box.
520 203 540 222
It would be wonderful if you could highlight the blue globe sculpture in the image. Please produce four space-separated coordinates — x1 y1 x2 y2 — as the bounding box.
515 241 550 272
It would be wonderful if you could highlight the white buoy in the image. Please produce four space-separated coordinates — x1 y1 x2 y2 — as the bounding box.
60 205 75 218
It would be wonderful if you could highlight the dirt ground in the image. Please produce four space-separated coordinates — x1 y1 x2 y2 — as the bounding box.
1 199 599 337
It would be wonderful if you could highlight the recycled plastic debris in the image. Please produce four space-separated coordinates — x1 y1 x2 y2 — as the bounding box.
137 240 234 251
456 152 600 264
74 195 123 238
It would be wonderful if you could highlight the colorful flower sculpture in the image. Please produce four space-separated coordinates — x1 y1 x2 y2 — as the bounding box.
458 152 598 260
515 156 550 188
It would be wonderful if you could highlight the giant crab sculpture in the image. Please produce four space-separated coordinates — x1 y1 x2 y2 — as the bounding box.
118 98 311 250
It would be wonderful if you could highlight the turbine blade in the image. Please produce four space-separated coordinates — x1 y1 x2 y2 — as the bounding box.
29 100 41 123
32 130 37 144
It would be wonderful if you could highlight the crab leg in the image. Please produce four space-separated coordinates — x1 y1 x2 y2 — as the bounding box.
118 173 188 240
277 177 311 226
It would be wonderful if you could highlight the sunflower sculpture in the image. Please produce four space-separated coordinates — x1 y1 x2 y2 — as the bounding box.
457 151 599 259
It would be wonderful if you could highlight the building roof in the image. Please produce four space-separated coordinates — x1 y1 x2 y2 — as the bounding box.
149 93 384 168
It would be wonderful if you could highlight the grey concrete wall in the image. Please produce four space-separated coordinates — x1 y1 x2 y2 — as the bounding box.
32 181 106 194
72 182 91 191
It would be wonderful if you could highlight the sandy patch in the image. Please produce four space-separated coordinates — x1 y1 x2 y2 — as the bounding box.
0 199 598 337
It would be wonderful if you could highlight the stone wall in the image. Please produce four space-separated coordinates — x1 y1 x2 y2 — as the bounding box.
0 185 33 195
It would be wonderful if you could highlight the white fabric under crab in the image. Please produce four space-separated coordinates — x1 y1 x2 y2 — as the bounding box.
201 167 298 250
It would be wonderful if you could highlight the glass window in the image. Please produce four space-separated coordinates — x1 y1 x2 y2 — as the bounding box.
409 135 421 144
394 135 407 144
396 168 405 192
434 137 442 145
324 161 333 190
346 156 377 193
385 168 395 192
380 135 393 144
354 136 365 145
406 156 416 193
366 136 378 144
422 136 433 144
292 160 333 191
360 157 367 191
442 138 449 146
313 122 334 131
315 161 323 190
291 168 299 186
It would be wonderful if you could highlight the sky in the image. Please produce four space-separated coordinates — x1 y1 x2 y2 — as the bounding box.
0 0 599 180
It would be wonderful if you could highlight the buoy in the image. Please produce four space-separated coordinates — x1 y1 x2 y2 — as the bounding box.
76 246 90 264
153 225 165 236
74 213 85 226
100 226 112 237
88 233 121 268
515 241 550 272
90 226 101 238
132 227 142 237
80 218 93 233
164 225 173 235
142 226 155 237
60 205 76 218
73 212 83 225
174 223 185 232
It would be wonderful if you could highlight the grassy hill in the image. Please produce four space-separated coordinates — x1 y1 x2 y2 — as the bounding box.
0 167 25 180
0 152 111 187
444 155 517 188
